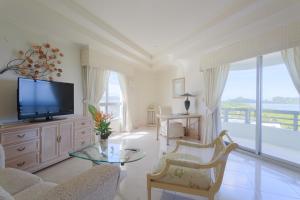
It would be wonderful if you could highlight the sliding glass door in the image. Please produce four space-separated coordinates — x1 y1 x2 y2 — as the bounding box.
221 57 257 151
262 52 300 165
221 49 300 166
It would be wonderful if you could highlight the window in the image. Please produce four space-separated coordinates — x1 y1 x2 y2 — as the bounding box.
99 71 122 119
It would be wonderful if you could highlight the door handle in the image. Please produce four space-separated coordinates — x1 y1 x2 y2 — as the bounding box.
57 135 62 143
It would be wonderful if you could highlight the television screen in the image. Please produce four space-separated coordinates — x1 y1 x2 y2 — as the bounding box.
18 78 74 120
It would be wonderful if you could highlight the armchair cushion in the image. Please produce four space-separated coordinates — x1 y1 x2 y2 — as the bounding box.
14 182 57 200
0 168 42 195
0 186 14 200
153 153 211 189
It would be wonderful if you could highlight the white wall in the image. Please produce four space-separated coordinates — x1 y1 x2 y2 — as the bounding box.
0 21 83 123
131 69 157 127
155 64 203 137
0 21 157 129
156 64 203 114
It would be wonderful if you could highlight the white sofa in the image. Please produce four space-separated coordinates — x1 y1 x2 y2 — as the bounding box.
0 144 120 200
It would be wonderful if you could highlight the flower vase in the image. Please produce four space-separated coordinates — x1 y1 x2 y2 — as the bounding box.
95 134 100 142
100 139 108 156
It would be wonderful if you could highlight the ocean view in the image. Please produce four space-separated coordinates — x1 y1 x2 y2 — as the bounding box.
248 103 300 111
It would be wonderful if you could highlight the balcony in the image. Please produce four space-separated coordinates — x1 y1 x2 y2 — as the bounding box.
221 108 300 165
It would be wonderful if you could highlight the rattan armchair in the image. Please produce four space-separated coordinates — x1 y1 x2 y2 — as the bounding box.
147 130 238 200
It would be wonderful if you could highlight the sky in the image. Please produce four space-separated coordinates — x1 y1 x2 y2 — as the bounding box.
222 64 299 101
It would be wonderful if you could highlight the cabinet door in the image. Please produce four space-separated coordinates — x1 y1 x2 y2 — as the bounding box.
40 125 59 163
59 122 74 156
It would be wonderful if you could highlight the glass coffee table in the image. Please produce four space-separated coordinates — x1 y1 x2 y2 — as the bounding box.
69 141 145 166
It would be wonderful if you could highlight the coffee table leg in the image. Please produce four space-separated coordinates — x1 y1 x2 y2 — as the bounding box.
167 119 170 145
156 117 160 140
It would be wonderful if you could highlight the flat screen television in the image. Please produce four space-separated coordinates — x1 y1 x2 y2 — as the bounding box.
17 77 74 120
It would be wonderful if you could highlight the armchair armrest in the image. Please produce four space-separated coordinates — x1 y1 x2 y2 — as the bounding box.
166 158 222 169
42 164 120 200
173 140 213 152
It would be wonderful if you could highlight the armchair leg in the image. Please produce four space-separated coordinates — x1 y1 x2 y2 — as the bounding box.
147 187 151 200
147 177 151 200
208 194 214 200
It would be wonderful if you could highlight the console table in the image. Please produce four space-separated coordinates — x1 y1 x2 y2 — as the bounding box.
156 114 201 145
0 116 93 172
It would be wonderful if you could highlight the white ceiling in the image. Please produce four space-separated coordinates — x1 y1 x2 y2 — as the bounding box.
0 0 300 70
74 0 251 54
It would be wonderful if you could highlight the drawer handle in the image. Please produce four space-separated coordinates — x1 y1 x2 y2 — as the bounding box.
81 122 85 125
17 134 25 138
16 161 26 167
17 147 26 151
57 135 62 143
81 131 85 134
81 141 85 146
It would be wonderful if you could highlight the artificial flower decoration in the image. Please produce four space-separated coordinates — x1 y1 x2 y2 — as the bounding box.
0 43 64 81
88 104 113 140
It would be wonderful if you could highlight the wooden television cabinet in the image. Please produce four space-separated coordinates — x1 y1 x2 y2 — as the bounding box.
0 116 93 172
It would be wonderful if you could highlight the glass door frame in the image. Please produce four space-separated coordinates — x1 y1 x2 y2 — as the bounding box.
236 55 300 170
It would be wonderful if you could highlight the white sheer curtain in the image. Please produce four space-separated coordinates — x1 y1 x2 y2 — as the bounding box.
118 73 133 131
201 64 229 144
281 47 300 94
82 66 110 115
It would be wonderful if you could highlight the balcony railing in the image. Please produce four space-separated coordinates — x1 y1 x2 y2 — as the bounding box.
221 108 300 131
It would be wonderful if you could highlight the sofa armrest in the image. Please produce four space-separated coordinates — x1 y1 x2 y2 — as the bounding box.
0 144 5 169
42 164 120 200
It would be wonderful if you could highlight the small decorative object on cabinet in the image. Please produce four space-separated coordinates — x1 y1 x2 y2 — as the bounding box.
147 105 156 127
88 104 113 141
181 93 196 115
0 43 64 81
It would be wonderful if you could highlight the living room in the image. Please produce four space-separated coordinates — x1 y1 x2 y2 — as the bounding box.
1 0 300 200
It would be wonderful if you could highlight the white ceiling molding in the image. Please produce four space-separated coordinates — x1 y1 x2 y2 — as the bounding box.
197 22 300 69
35 0 153 67
151 0 299 67
60 0 152 60
80 46 147 75
152 0 256 58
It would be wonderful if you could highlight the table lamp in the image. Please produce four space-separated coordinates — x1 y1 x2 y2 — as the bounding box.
180 93 196 115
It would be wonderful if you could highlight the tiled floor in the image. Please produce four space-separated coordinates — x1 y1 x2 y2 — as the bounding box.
36 127 300 200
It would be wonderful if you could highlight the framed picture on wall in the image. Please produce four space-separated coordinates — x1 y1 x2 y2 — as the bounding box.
172 78 185 98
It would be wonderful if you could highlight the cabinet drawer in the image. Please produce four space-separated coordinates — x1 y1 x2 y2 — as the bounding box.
75 136 92 150
75 127 92 138
4 140 39 160
1 128 39 145
74 118 91 130
6 152 38 170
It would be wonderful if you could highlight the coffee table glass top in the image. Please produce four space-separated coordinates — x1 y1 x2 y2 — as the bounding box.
69 141 145 165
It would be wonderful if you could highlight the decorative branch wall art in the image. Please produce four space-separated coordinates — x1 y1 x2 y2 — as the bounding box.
0 43 64 81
